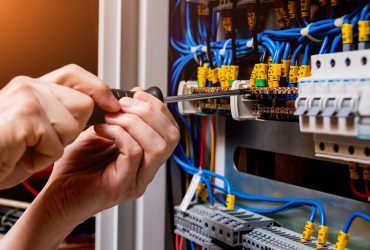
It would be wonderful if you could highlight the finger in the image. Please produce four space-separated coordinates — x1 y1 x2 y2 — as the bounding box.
134 91 178 127
94 124 143 184
131 87 144 92
118 97 179 145
105 113 169 185
17 100 65 173
39 64 120 112
33 83 84 145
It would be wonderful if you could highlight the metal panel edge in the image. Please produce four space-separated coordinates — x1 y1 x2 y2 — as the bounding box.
97 1 136 250
135 0 169 250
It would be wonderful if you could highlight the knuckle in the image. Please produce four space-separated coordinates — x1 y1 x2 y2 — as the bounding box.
63 64 81 74
155 141 168 155
128 145 143 158
10 75 30 84
169 126 180 144
81 95 94 114
10 76 33 92
139 103 153 117
20 96 42 116
97 81 110 92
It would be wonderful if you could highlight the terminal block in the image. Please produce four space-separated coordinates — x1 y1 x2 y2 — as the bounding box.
296 50 370 163
175 227 223 250
203 206 274 247
230 80 298 121
174 205 225 249
177 81 234 115
178 80 297 121
174 204 274 248
242 226 339 250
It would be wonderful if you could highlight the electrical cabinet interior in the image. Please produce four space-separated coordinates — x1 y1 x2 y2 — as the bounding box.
167 1 370 250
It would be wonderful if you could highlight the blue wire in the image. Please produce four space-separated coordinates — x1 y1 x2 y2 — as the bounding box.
203 177 215 206
214 194 317 223
172 154 232 194
291 44 304 66
303 17 309 26
319 36 329 55
342 212 370 233
189 241 196 250
330 34 342 53
173 151 326 225
185 3 196 46
273 42 285 63
302 43 311 65
361 4 370 20
227 50 233 65
231 189 326 225
283 42 290 60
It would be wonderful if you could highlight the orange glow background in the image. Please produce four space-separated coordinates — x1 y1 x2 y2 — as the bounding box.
0 0 98 88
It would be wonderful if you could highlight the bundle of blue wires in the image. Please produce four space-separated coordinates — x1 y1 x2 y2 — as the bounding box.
169 2 370 233
172 149 325 226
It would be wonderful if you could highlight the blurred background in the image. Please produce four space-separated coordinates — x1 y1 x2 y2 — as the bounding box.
0 0 98 88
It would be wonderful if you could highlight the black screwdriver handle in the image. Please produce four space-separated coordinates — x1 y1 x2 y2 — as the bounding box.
110 86 164 102
87 86 164 125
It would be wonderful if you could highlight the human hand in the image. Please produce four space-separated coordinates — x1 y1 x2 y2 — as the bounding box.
0 90 179 250
0 65 120 188
46 90 180 223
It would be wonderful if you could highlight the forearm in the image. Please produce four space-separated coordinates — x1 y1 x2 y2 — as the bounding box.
0 189 79 250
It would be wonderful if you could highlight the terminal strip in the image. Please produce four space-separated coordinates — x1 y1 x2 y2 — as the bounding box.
174 204 274 248
203 207 274 247
242 226 339 250
174 205 225 249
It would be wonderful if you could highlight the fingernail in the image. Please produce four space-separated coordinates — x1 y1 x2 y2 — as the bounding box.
119 97 133 108
135 91 148 101
110 96 121 110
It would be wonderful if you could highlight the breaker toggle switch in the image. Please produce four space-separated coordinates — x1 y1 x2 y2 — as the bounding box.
337 97 357 118
294 97 309 116
307 97 323 116
322 97 338 117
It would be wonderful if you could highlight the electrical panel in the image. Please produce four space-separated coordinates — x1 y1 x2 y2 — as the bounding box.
168 1 370 250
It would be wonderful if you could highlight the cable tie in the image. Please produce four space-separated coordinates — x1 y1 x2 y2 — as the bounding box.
220 39 231 56
335 16 345 27
190 46 201 53
246 38 254 48
300 24 322 43
335 18 344 27
191 46 202 65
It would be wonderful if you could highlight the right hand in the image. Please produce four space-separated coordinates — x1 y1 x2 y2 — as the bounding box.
0 64 120 188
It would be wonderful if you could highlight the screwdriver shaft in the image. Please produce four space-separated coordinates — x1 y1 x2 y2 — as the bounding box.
164 88 250 103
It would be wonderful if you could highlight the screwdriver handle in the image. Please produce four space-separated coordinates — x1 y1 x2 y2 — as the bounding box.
87 86 164 125
110 86 164 102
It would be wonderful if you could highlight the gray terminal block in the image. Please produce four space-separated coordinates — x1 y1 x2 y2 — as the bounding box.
174 204 215 228
202 207 275 247
175 205 225 249
242 226 340 250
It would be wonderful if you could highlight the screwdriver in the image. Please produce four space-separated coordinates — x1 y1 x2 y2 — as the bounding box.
88 86 250 125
